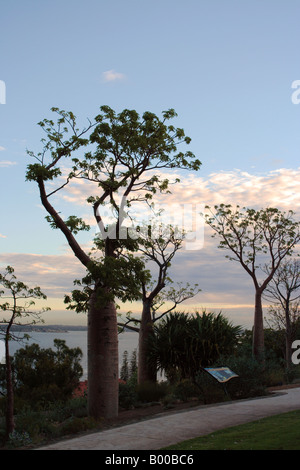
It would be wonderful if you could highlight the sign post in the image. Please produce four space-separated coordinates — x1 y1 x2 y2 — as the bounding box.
203 367 239 398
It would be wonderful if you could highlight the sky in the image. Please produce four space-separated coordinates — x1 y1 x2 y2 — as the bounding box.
0 0 299 329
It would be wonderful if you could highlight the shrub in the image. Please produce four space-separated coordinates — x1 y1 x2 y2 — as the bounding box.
218 355 270 399
136 381 170 403
148 311 242 383
59 416 97 436
11 339 83 408
194 371 226 404
173 379 201 402
119 381 138 409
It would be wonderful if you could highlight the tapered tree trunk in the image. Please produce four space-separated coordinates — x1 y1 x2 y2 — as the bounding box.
138 300 156 384
87 288 119 420
252 289 265 360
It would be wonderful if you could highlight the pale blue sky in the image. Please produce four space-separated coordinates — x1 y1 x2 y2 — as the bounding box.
0 1 299 326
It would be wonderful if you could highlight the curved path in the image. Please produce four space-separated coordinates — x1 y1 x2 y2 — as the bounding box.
37 387 300 450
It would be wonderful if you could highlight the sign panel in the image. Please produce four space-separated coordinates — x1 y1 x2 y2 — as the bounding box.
204 367 238 383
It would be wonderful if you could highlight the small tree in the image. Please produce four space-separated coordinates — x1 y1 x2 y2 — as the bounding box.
203 205 300 359
264 259 300 367
120 350 129 382
0 266 49 437
117 223 200 384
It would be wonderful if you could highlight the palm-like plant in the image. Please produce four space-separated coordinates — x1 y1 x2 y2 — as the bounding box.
148 311 242 383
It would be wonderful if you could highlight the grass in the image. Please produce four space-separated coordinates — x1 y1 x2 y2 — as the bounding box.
163 410 300 450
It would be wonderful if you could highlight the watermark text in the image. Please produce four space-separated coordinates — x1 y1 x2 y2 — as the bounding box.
291 80 300 104
292 340 300 365
0 80 6 104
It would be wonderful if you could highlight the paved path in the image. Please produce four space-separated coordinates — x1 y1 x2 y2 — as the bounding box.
37 388 300 450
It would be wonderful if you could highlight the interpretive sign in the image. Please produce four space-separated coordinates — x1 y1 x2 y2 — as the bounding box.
204 367 238 383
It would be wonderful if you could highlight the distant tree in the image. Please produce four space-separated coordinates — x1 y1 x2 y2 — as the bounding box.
203 205 300 360
264 259 300 366
120 349 137 382
117 223 200 385
26 105 201 419
129 349 138 378
120 350 129 382
0 266 49 438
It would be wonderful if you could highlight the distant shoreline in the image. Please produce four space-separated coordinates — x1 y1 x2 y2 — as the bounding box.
0 324 135 333
0 324 87 333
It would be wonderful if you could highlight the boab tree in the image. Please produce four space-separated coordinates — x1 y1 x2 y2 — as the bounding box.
117 223 201 385
203 205 300 359
26 106 201 419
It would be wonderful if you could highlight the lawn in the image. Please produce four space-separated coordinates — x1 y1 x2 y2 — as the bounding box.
163 410 300 450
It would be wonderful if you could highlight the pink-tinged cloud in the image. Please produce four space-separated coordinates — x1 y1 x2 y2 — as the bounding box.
102 70 126 82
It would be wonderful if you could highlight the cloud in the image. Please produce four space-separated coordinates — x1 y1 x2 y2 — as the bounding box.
0 146 5 151
7 167 298 328
0 233 6 238
0 252 86 299
154 167 300 213
0 160 17 167
102 69 126 82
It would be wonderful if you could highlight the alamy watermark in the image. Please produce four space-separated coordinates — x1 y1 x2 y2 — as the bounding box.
0 80 6 104
291 80 300 104
292 340 300 365
95 199 205 251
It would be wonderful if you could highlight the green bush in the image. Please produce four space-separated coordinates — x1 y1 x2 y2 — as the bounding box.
119 381 139 409
173 379 201 402
15 408 54 440
218 355 272 399
136 381 170 403
10 339 83 408
194 371 226 404
59 416 97 436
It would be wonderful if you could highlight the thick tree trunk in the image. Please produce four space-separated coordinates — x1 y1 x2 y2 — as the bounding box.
252 289 265 360
138 301 156 385
5 335 15 438
87 289 119 420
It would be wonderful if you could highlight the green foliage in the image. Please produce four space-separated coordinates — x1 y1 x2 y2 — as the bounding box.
64 255 151 312
172 379 201 402
148 311 242 383
203 204 300 283
118 381 138 410
10 339 83 406
164 410 300 450
119 349 139 409
26 105 201 312
136 381 170 403
0 397 96 447
0 265 49 322
45 215 91 234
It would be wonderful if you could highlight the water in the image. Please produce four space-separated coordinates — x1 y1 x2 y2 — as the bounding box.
7 329 139 381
